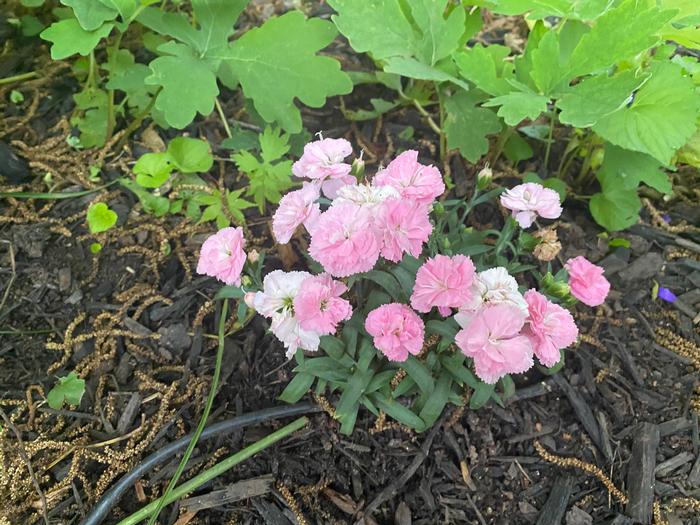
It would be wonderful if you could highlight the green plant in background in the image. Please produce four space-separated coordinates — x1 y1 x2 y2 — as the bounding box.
328 0 700 231
46 372 86 410
232 126 294 212
39 0 352 147
121 136 256 228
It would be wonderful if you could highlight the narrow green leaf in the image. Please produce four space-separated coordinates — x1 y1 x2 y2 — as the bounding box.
371 394 426 431
278 372 314 403
402 356 434 395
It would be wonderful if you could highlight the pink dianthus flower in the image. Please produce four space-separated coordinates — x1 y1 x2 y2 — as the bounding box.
373 150 445 205
455 304 533 384
565 256 610 307
294 274 352 335
523 290 578 367
196 227 246 286
308 202 381 278
365 303 424 362
376 199 433 262
500 183 562 228
410 255 476 314
292 137 354 198
272 183 321 244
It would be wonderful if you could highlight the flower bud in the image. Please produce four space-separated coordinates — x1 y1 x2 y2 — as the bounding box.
476 165 492 190
350 156 365 180
433 202 445 216
542 272 570 299
242 275 252 287
248 249 260 263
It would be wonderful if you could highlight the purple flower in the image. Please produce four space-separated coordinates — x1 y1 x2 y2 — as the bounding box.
661 214 672 224
657 287 677 303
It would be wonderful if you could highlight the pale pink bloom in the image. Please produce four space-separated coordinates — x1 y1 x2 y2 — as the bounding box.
294 273 352 335
365 303 424 362
308 202 381 277
410 255 476 314
292 137 353 180
272 183 321 244
252 270 310 318
332 183 399 217
318 175 356 199
270 313 321 359
373 150 445 205
376 198 432 262
251 270 320 358
196 227 247 286
500 183 562 228
565 256 610 307
455 267 528 327
523 290 579 367
455 304 534 384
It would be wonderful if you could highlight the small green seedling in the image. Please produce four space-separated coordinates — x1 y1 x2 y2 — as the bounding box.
86 202 118 234
47 372 85 410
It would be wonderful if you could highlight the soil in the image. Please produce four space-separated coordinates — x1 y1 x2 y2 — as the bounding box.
2 3 700 525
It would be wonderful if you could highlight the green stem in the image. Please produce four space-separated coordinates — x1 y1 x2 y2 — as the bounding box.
86 51 98 90
490 126 513 167
412 98 443 137
215 98 233 139
105 33 124 141
543 112 555 173
0 71 39 86
574 147 594 188
438 94 447 163
114 88 161 150
145 298 230 525
115 416 308 525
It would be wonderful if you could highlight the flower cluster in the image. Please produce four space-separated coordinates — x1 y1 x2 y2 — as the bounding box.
196 137 612 387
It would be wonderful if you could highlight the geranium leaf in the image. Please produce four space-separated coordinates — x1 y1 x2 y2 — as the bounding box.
146 55 219 128
593 62 699 164
590 189 641 232
41 19 114 59
482 91 549 126
557 70 649 128
61 0 117 31
223 11 352 133
409 0 466 65
454 44 514 96
167 137 213 173
443 88 502 162
328 0 416 60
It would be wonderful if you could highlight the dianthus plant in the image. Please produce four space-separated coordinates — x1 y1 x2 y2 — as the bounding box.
197 137 611 434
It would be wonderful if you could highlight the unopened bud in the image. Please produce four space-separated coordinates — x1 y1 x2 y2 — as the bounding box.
248 249 260 263
433 202 445 216
350 156 365 180
242 275 252 287
542 272 570 299
477 165 493 190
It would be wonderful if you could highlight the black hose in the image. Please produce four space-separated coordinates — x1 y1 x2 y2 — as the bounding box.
80 402 320 525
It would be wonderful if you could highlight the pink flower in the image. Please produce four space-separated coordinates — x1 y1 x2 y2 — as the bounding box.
373 150 445 205
455 304 534 384
196 227 246 286
308 202 381 277
376 199 433 262
523 290 578 367
500 183 562 228
292 137 354 198
565 256 610 307
410 255 476 314
293 274 352 335
272 183 321 244
251 270 320 358
365 303 424 362
292 137 352 180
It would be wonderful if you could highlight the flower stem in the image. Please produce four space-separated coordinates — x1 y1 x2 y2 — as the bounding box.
115 416 309 525
543 111 556 173
0 71 38 86
145 298 230 525
215 98 233 139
